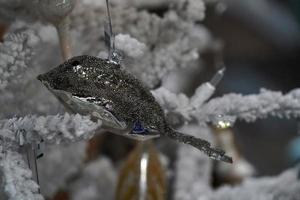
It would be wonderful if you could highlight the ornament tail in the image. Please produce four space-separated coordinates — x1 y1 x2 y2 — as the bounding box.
162 127 233 163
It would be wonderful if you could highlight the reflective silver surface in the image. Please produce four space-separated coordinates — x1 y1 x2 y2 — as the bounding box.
139 152 149 200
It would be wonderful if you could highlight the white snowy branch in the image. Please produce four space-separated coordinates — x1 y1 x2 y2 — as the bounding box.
0 149 44 200
153 87 300 124
0 31 38 90
71 2 213 88
0 114 102 199
38 142 88 198
115 33 146 58
197 88 300 123
174 0 206 21
207 167 300 200
174 125 213 200
152 87 192 120
68 156 117 200
1 1 299 200
0 113 102 145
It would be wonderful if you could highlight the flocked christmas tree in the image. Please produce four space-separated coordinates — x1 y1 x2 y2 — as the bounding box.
0 0 300 200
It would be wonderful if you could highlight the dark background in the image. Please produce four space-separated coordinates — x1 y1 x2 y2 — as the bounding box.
201 0 300 175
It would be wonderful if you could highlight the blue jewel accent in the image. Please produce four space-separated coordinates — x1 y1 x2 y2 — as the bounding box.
132 121 147 134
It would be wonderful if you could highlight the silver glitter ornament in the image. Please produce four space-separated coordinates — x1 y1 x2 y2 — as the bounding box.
37 55 232 163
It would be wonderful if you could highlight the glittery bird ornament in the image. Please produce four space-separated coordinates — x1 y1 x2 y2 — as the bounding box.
37 0 232 163
37 55 232 163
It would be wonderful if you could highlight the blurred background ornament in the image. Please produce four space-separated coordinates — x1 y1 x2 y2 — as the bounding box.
31 0 77 25
211 114 236 129
31 0 77 60
116 141 167 200
212 128 255 185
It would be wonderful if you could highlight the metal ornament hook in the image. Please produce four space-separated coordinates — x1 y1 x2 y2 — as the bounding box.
104 0 121 65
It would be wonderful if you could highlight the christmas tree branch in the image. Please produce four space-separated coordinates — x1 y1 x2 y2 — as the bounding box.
153 87 300 124
174 125 213 200
0 149 44 200
0 31 37 90
198 88 300 123
0 113 102 145
192 167 300 200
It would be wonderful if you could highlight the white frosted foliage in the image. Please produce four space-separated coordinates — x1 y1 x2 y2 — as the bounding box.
209 168 300 200
176 0 206 21
0 31 36 90
198 89 300 123
115 33 146 58
0 113 102 145
39 142 88 197
174 125 213 200
0 0 300 199
0 150 44 200
153 86 300 124
69 157 117 200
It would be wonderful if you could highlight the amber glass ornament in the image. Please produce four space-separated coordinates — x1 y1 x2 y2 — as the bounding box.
116 141 167 200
